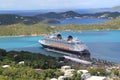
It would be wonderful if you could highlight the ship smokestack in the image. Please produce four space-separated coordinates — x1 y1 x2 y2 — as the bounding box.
67 35 73 41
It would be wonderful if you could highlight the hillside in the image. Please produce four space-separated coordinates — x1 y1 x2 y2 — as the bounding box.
0 49 119 80
36 11 120 19
0 23 54 36
111 6 120 11
0 14 60 25
0 18 120 36
0 11 120 25
83 12 120 18
0 49 64 79
56 17 120 31
36 11 81 19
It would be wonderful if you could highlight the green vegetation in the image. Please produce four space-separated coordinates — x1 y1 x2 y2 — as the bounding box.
112 68 120 77
0 23 54 36
64 71 81 80
0 65 64 80
56 18 120 31
41 19 60 24
0 18 120 36
0 66 40 80
0 14 61 25
39 69 64 80
0 49 120 79
0 49 64 80
0 49 63 69
87 67 109 76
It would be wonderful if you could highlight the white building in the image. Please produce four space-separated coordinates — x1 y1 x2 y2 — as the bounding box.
18 61 24 64
61 66 71 72
86 76 107 80
58 76 64 80
2 65 10 68
77 70 88 74
50 78 58 80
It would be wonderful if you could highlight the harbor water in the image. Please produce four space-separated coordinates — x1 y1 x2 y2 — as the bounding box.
0 30 120 63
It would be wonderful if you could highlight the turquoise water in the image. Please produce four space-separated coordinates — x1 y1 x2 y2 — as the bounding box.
0 30 120 63
50 18 109 26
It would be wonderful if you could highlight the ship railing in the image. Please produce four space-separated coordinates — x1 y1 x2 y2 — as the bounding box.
44 37 84 44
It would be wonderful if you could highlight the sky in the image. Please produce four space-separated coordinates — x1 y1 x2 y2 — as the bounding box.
0 0 120 10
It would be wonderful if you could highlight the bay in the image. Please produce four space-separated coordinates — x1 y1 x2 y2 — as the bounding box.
0 30 120 63
49 18 109 26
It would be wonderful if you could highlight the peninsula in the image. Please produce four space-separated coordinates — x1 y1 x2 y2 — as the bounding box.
0 17 120 36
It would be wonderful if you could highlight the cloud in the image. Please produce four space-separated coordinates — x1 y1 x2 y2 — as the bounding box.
0 0 120 10
0 0 15 9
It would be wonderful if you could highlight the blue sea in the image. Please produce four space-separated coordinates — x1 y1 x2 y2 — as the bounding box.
49 18 109 26
0 30 120 63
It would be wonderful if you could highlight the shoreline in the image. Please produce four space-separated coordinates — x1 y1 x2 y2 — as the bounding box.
0 30 120 64
0 29 120 37
0 33 48 38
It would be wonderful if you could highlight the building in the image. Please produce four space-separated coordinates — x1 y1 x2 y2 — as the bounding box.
2 65 10 68
77 70 88 74
61 66 71 72
50 78 58 80
86 76 107 80
58 76 64 80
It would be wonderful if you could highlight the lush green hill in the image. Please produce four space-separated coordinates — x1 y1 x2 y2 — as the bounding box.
36 11 120 19
56 17 120 31
0 14 60 25
0 11 119 25
0 18 120 36
0 23 54 36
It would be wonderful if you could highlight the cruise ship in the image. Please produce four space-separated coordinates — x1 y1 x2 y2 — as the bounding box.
39 34 90 57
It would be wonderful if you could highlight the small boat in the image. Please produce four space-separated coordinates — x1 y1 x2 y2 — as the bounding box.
38 34 90 57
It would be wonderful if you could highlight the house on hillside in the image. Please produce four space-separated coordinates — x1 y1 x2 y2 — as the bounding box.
86 76 107 80
2 65 10 68
61 66 71 72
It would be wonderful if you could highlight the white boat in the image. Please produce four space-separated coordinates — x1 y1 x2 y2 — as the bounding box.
39 34 90 57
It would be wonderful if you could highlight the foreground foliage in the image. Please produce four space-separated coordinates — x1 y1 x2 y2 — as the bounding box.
0 65 64 80
0 49 64 80
0 49 63 69
0 49 120 79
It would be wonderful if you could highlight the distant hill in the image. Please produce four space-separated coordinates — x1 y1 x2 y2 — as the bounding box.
0 11 120 25
0 6 120 16
0 14 60 25
36 11 81 19
1 17 120 36
36 11 120 19
83 12 120 18
111 6 120 11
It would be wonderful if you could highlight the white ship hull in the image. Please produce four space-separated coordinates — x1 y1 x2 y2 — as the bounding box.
39 38 90 57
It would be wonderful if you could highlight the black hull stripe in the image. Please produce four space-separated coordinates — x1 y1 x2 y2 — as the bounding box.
41 44 90 56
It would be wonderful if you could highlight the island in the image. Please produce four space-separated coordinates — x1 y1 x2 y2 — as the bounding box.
0 17 120 36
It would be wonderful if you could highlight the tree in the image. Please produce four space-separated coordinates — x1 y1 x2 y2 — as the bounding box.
88 67 108 76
